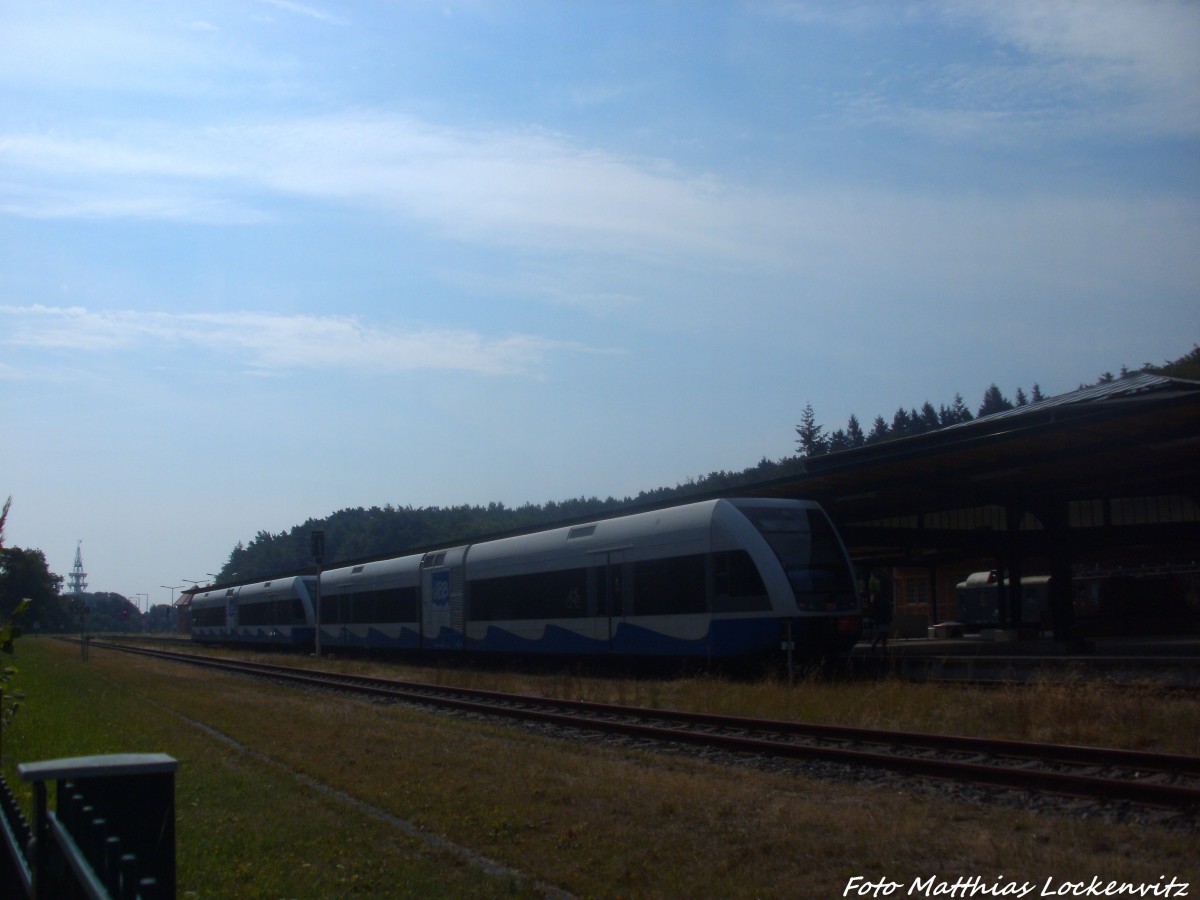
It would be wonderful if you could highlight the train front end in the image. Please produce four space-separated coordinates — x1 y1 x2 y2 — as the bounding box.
716 499 861 656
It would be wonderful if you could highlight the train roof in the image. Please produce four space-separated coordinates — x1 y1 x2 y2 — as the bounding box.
321 553 422 588
202 497 827 591
466 498 721 565
466 497 820 567
192 574 310 605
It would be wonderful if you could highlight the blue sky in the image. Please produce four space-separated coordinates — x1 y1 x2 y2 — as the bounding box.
2 1 1197 602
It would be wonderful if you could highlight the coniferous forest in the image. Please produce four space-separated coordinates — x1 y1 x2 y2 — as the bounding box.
216 346 1199 585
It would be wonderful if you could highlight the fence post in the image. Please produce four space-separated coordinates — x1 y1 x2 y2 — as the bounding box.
0 771 34 897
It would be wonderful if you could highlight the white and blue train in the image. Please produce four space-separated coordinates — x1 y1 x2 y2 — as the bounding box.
190 498 861 659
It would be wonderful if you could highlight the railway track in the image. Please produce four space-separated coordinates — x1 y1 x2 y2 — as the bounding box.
93 641 1200 811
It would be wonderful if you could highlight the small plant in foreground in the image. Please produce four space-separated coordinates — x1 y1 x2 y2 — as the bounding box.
0 598 30 763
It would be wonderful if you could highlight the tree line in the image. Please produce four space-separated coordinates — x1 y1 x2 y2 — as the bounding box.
794 384 1041 457
0 497 73 634
795 345 1198 458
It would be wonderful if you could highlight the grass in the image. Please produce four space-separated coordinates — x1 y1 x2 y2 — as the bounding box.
3 638 1198 898
1 640 524 898
239 648 1200 754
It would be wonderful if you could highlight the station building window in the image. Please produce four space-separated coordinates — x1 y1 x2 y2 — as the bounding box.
892 569 931 616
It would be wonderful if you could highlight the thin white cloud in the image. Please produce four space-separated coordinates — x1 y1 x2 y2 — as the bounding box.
2 111 1196 335
0 132 241 181
0 182 270 224
257 0 345 26
0 7 287 98
967 0 1199 86
0 114 789 265
0 305 590 377
960 0 1200 135
0 129 270 223
754 0 906 31
763 0 1200 141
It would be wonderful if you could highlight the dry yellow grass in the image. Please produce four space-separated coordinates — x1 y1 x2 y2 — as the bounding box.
241 648 1200 754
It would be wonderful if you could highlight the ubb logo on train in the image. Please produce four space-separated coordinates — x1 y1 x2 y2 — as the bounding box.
431 571 450 607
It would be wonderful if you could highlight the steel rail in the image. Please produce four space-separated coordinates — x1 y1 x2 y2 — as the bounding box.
93 641 1200 809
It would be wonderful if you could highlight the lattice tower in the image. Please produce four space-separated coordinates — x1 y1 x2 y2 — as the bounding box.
67 541 88 595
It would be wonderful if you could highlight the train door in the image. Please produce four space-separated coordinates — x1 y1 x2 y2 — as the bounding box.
224 588 238 635
591 549 626 652
420 547 466 650
420 553 449 648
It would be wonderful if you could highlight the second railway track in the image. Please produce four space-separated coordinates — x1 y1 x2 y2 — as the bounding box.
93 640 1200 812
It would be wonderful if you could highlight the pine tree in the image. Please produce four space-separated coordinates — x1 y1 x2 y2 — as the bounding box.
951 393 973 423
978 384 1013 417
845 414 866 448
919 402 939 431
795 403 827 457
866 415 890 444
1155 344 1199 379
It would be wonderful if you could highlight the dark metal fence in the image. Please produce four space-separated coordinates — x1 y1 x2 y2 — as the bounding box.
0 766 33 896
0 753 177 899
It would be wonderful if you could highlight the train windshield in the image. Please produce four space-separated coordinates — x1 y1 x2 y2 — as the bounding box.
741 506 857 611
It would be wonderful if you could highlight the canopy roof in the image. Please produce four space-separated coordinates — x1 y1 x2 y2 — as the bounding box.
743 374 1200 566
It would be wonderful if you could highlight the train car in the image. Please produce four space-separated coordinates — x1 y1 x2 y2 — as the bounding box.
453 497 858 657
198 498 861 659
191 576 315 647
955 571 1051 633
315 554 423 649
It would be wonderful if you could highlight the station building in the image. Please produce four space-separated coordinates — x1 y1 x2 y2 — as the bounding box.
739 373 1200 643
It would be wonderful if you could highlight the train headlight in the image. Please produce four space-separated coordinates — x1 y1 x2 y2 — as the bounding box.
836 616 861 636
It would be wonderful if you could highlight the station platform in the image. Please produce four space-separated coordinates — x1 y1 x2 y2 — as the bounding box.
851 634 1200 658
846 633 1200 686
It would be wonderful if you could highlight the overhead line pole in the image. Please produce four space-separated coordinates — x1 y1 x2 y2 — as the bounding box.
312 531 324 659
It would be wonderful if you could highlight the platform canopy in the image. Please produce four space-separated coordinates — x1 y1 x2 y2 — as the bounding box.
740 374 1200 570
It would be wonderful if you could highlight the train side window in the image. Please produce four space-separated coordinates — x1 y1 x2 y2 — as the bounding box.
713 550 766 596
376 587 418 622
469 567 589 621
240 603 260 626
711 551 771 612
350 591 376 624
194 606 223 627
320 594 337 625
632 554 706 616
